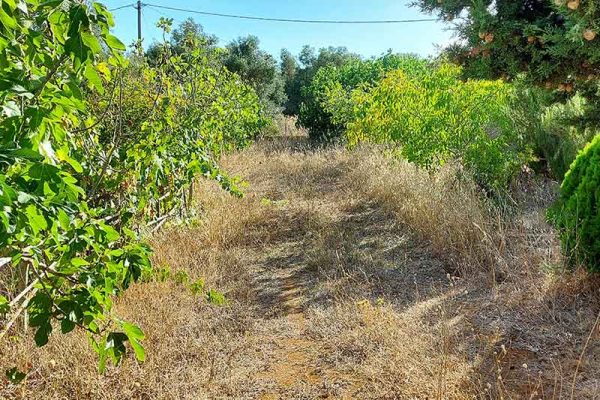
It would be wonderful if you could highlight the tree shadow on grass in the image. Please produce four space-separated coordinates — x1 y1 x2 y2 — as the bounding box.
250 198 452 319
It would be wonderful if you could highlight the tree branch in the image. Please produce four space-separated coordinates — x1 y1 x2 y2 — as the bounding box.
0 289 38 341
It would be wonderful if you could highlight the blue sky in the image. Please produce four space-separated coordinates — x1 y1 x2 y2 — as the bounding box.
105 0 455 59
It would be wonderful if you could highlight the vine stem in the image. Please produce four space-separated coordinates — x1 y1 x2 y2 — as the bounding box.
24 264 30 331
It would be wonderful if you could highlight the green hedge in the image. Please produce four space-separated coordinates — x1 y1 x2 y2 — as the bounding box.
550 135 600 270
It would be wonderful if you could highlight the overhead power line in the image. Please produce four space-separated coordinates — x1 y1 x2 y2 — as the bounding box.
143 3 438 24
109 3 135 12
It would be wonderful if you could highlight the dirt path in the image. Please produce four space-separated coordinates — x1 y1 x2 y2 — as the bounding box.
215 135 592 399
253 246 323 398
6 133 597 400
222 137 452 398
249 205 336 397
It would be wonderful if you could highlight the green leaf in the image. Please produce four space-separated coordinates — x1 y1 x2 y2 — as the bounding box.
0 8 17 29
10 148 42 160
71 257 89 267
57 209 71 229
129 338 145 362
56 147 84 173
207 289 226 306
99 222 120 242
5 367 26 385
122 322 146 362
25 204 48 235
11 84 33 99
0 294 9 314
3 0 16 10
28 162 61 181
105 34 126 52
84 64 104 94
66 157 83 173
95 336 108 373
80 31 102 54
105 332 127 365
122 321 144 340
61 318 76 334
34 322 52 346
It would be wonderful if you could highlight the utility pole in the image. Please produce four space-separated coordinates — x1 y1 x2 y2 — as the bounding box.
136 1 142 42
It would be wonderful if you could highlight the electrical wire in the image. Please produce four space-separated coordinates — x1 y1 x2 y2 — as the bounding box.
146 5 183 26
109 3 135 12
143 3 438 24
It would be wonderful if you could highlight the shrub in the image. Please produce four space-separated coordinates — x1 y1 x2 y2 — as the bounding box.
298 54 428 141
414 0 600 170
549 135 600 270
0 6 265 371
507 86 598 181
340 63 530 190
87 25 266 223
540 95 599 180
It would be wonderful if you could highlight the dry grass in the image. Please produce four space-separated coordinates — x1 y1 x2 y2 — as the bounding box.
344 153 503 277
1 132 599 399
306 297 476 399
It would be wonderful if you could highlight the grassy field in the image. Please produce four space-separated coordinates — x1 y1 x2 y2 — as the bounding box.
2 126 599 399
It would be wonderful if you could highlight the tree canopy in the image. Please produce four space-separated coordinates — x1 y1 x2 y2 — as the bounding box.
413 0 600 91
222 35 286 114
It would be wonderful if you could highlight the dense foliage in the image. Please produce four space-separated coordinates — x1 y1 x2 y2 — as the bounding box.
281 46 360 116
0 0 145 370
335 63 530 189
414 0 600 87
411 0 600 268
149 21 285 119
299 54 429 141
413 1 600 151
540 94 599 178
89 19 264 226
549 134 600 270
222 35 286 116
146 18 219 66
0 2 264 373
